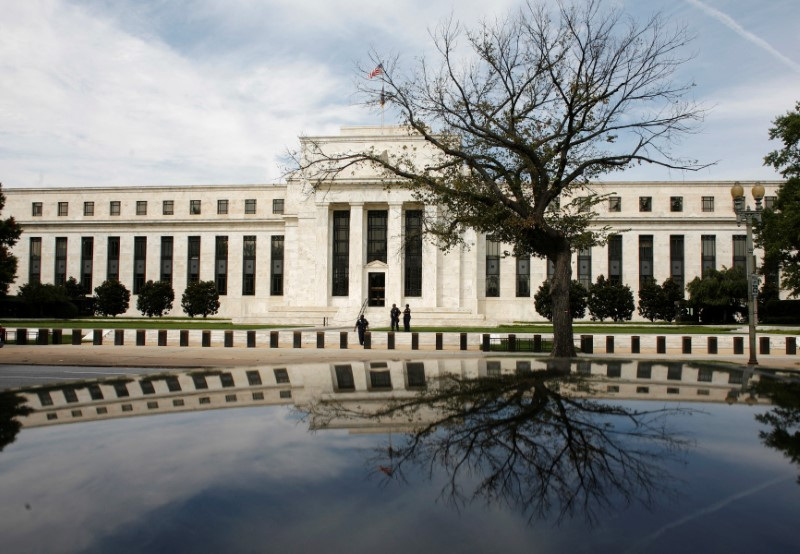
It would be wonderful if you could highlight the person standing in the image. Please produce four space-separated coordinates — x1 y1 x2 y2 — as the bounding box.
390 303 401 331
354 314 369 346
403 304 411 332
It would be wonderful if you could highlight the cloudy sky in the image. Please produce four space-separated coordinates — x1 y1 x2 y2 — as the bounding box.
1 0 798 188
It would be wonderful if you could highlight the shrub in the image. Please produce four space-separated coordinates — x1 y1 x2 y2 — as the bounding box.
181 280 220 318
588 275 634 322
136 280 175 317
93 280 131 317
637 278 685 322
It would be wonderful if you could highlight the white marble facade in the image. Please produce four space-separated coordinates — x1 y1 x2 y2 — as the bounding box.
3 126 782 325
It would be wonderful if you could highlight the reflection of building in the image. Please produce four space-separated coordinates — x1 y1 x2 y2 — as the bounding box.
3 126 781 325
11 359 770 430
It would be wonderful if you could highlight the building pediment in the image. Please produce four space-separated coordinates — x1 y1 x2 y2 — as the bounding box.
365 260 388 270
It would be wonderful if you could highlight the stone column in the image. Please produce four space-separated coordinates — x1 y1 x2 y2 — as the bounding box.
387 203 403 306
349 203 364 306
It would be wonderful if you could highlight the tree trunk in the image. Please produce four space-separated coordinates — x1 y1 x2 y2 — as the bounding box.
550 243 577 357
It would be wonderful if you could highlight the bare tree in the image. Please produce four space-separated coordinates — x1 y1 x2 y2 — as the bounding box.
302 366 691 524
297 0 705 356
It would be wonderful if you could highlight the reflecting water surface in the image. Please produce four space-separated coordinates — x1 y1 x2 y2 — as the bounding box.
0 358 798 553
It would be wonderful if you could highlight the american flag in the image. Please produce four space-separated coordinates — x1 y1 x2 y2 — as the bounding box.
368 64 383 78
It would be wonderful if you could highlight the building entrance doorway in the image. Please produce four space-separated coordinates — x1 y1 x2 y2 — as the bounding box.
368 272 385 307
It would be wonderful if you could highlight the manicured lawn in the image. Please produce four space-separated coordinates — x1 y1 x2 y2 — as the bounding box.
0 318 287 330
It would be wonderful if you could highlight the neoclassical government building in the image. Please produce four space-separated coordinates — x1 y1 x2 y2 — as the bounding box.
4 126 781 325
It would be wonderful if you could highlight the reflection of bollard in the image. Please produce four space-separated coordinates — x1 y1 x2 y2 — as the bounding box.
631 336 640 354
37 328 49 345
411 332 419 350
180 330 189 347
158 330 167 346
606 336 614 354
202 330 211 347
247 330 256 348
225 330 233 347
436 333 443 350
339 331 348 349
682 336 691 354
136 330 146 346
93 329 103 345
270 331 279 348
656 336 666 354
787 337 796 355
759 336 770 355
114 329 124 345
364 331 371 349
707 336 718 354
72 329 82 345
733 336 744 355
387 332 395 350
293 331 301 349
580 335 593 354
534 334 542 352
482 334 490 352
316 331 324 349
460 332 467 351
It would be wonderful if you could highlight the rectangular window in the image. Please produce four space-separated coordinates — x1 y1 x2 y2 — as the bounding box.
332 210 350 296
107 237 120 281
547 258 555 281
639 196 652 212
54 237 67 286
577 248 592 288
701 235 716 277
271 235 284 296
190 200 201 215
245 199 256 214
733 235 747 271
110 201 120 216
136 201 147 215
670 196 683 212
609 196 621 212
242 236 255 295
334 364 355 391
162 200 174 215
80 237 94 293
485 236 500 297
187 236 200 283
670 235 684 288
764 196 777 210
702 196 715 212
369 370 392 390
217 199 228 215
133 237 146 294
215 236 228 295
516 255 530 297
406 362 426 389
58 202 68 216
404 209 423 297
246 370 263 385
83 201 94 216
160 236 173 284
32 202 42 216
29 237 42 283
273 199 284 214
639 235 654 288
608 234 622 285
367 210 388 263
273 368 290 383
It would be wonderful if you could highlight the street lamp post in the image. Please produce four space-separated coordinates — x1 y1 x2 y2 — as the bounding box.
730 181 765 366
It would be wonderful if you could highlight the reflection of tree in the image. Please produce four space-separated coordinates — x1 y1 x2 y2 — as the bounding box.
304 368 690 523
753 376 800 483
0 392 33 452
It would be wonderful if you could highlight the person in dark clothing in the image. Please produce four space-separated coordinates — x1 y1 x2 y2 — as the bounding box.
354 315 369 345
390 304 401 331
403 304 411 332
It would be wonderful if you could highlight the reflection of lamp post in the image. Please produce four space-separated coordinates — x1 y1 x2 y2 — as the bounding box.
730 181 764 366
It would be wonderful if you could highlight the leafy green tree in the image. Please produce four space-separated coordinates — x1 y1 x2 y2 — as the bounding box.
637 278 684 322
758 101 800 296
534 280 588 321
181 280 220 318
587 275 634 322
136 280 175 317
298 0 704 356
62 276 85 301
686 267 747 323
93 279 131 317
0 183 22 296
